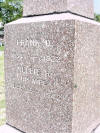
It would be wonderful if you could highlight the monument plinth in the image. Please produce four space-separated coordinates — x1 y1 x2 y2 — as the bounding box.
1 0 100 133
23 0 94 19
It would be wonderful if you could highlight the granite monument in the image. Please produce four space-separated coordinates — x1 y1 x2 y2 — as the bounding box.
0 0 100 133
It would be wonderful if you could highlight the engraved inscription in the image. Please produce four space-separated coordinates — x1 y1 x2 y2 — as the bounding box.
14 38 69 86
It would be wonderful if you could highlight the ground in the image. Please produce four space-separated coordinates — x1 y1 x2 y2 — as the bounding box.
0 46 6 126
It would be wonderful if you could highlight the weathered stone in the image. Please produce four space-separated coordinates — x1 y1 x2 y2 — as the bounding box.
23 0 94 19
4 13 100 133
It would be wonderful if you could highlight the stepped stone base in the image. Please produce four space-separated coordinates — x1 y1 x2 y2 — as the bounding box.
4 13 100 133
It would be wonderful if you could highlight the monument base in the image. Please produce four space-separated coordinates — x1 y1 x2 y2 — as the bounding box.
4 13 100 133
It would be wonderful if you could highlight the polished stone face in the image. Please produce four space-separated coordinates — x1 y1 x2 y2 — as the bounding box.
5 16 75 133
4 13 100 133
73 20 100 133
23 0 94 19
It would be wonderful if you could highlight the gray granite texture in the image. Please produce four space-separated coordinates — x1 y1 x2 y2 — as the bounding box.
4 13 100 133
23 0 94 19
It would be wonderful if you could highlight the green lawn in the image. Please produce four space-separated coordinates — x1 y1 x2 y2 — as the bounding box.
0 46 4 51
0 46 6 126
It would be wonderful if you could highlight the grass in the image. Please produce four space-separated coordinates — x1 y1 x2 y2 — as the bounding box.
0 48 6 126
0 100 5 109
0 46 4 51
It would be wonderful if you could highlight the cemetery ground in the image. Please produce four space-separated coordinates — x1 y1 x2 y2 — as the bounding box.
0 46 4 51
0 46 6 126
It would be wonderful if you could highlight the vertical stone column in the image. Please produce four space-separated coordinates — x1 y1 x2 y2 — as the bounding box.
1 0 100 133
23 0 94 18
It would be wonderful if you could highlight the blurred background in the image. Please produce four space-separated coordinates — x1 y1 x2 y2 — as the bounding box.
0 0 100 126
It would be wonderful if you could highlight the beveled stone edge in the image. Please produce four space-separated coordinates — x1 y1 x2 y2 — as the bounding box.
5 13 100 26
23 10 94 20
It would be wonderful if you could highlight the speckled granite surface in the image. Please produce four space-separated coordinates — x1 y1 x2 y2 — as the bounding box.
5 14 75 133
4 13 100 133
23 0 94 19
73 20 100 133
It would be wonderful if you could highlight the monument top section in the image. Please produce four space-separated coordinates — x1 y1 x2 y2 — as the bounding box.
23 0 94 19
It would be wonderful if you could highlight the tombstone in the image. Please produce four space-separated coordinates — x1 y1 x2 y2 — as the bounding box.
23 0 94 19
0 0 100 133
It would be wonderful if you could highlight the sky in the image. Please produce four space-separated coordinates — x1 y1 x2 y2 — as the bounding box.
94 0 100 14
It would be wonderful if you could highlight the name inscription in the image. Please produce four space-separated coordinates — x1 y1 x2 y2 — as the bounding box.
11 38 68 87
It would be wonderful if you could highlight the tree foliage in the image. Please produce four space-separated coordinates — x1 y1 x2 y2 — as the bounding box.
95 14 100 22
0 0 23 25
